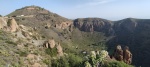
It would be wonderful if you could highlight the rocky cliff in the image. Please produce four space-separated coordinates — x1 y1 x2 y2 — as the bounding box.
74 18 114 36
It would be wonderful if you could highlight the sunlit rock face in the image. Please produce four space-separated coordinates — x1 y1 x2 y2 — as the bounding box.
0 17 7 29
74 18 114 36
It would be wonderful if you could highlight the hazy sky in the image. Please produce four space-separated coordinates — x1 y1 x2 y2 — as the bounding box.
0 0 150 20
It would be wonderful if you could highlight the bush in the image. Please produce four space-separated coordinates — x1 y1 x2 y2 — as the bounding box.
51 57 69 67
104 61 134 67
45 48 57 57
50 53 84 67
16 51 28 57
5 40 17 45
43 59 51 66
68 53 83 67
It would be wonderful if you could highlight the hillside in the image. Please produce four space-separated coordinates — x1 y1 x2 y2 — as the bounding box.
1 5 149 67
8 5 72 27
107 18 150 67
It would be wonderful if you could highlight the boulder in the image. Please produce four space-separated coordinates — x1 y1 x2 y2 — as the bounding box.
32 63 41 67
0 17 7 29
45 23 51 29
112 45 123 61
22 30 30 38
43 41 49 48
48 38 55 48
123 46 132 64
56 42 63 56
7 18 18 32
43 38 55 48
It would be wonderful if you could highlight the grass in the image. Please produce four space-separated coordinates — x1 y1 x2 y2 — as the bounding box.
45 48 57 57
104 61 134 67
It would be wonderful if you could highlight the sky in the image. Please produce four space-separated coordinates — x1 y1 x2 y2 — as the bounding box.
0 0 150 20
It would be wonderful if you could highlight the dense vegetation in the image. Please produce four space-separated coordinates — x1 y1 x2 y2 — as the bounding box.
44 49 134 67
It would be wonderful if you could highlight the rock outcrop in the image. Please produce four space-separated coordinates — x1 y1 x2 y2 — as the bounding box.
32 63 41 67
7 18 18 32
43 40 63 56
48 38 55 48
74 18 114 35
112 45 132 64
44 23 51 29
112 45 123 61
55 21 72 29
123 46 132 64
0 17 7 29
43 38 55 48
56 42 63 56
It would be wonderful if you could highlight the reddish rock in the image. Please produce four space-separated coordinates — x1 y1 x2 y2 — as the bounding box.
123 46 132 64
113 45 123 61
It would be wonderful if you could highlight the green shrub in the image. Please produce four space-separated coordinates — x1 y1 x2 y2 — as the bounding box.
43 59 51 66
5 40 17 45
104 61 134 67
16 51 28 57
45 48 57 57
68 53 83 67
51 57 69 67
50 54 84 67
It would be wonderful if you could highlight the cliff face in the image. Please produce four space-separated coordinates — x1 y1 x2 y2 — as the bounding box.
74 18 114 36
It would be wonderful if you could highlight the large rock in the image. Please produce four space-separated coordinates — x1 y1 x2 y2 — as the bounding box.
123 46 132 64
7 18 18 32
112 45 132 64
32 63 41 67
48 38 55 48
43 38 55 48
56 42 63 56
0 17 7 29
112 45 123 61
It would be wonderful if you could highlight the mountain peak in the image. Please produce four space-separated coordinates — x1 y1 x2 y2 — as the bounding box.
7 5 50 16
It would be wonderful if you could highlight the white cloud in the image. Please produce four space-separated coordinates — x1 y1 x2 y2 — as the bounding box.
76 0 116 8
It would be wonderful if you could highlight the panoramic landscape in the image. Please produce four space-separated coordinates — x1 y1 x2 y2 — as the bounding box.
0 0 150 67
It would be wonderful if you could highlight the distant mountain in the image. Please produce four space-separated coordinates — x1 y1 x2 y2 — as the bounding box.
107 18 150 67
